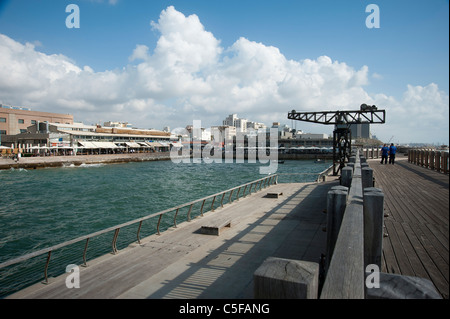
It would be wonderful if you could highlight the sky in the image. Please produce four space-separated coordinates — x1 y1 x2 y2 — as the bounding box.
0 0 448 144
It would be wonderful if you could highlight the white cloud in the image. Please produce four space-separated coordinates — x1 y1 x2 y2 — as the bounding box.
0 6 448 144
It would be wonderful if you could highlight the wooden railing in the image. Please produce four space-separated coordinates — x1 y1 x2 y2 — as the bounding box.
408 149 449 174
320 150 366 298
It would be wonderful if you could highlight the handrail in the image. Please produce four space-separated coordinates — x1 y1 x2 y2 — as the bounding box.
0 174 278 278
320 150 365 299
408 149 449 174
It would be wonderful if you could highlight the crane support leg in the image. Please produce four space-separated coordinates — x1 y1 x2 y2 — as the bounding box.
333 127 351 176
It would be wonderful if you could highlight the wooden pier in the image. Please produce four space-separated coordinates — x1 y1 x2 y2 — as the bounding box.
6 180 338 299
4 155 448 299
372 158 449 299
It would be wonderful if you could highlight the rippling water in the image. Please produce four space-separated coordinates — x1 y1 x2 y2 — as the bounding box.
0 159 330 297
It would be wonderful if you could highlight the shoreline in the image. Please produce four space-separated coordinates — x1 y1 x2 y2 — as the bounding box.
0 152 173 170
0 152 334 170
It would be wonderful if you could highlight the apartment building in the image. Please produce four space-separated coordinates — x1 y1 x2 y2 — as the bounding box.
0 105 74 136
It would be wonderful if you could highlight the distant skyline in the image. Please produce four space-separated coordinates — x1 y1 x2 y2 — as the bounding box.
0 0 448 144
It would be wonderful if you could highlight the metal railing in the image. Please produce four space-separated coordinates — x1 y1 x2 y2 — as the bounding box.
0 174 278 295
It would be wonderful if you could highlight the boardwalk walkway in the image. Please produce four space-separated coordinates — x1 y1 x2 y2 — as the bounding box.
371 157 449 299
6 156 448 299
7 180 338 299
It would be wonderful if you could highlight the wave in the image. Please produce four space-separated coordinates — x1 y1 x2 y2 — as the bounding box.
79 163 105 168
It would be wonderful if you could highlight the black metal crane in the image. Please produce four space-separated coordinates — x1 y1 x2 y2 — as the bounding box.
288 104 385 175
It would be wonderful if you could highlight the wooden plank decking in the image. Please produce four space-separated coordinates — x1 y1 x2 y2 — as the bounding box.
7 181 337 299
371 158 449 299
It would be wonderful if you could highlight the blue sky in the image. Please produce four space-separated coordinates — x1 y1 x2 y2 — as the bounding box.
0 0 449 144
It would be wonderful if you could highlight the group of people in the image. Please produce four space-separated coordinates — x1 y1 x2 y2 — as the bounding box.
380 143 397 164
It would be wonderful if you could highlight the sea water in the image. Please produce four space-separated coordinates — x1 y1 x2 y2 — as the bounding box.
0 159 330 297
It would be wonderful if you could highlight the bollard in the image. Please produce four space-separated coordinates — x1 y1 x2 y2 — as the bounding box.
347 163 355 171
326 188 348 271
361 167 374 189
254 257 319 299
341 167 353 187
363 190 384 269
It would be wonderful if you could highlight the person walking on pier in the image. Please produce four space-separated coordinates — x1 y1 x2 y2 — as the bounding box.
380 144 389 164
389 143 397 164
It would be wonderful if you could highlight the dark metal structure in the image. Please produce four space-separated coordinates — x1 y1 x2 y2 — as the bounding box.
288 104 385 175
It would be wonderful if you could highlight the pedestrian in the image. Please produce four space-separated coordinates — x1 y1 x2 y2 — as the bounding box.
380 144 389 164
389 143 397 164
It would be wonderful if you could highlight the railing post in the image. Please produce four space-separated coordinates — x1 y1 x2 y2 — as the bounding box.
187 203 194 221
43 251 52 284
363 188 384 269
362 167 374 189
442 152 448 174
200 200 205 216
156 215 163 235
436 151 441 172
236 187 241 201
325 186 348 272
174 208 180 227
83 238 90 266
211 196 217 211
242 185 248 198
228 189 234 204
112 228 120 254
430 151 435 170
137 221 143 244
220 193 226 207
341 167 353 187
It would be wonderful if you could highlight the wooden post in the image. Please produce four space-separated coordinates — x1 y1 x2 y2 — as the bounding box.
435 152 441 172
326 187 348 271
254 257 319 299
341 167 353 187
363 190 384 269
443 152 448 174
430 151 435 170
362 167 374 189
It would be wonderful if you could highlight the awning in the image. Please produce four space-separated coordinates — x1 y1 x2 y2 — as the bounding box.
78 141 97 148
138 142 151 147
146 142 164 147
125 142 141 148
91 142 118 149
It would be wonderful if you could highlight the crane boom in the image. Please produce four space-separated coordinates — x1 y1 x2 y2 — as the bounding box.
287 104 386 175
287 109 385 125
